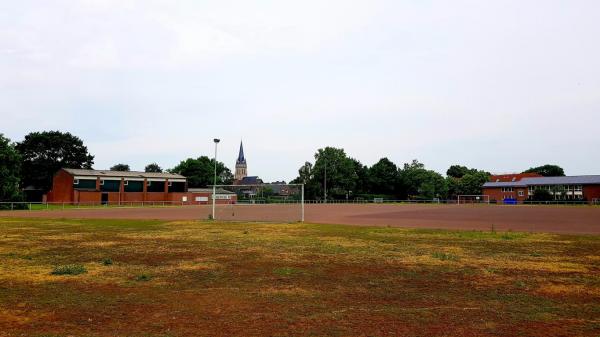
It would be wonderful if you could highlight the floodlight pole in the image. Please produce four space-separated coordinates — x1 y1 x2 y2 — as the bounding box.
301 184 305 222
323 160 327 203
212 138 220 220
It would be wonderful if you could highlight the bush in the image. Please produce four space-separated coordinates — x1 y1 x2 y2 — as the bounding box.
51 264 87 275
135 273 152 281
102 258 113 266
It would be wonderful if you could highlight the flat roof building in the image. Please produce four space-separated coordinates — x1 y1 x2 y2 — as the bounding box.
482 175 600 204
45 168 236 205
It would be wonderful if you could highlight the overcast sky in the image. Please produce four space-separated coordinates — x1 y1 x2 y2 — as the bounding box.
1 1 599 181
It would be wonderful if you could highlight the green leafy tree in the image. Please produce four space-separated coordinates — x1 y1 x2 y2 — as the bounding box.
291 147 364 200
170 156 233 188
523 165 565 177
446 165 490 198
368 158 398 195
144 163 162 173
15 131 94 191
110 164 130 172
290 162 319 198
446 165 476 179
0 134 22 203
457 171 490 195
398 160 448 199
311 147 358 199
351 158 369 196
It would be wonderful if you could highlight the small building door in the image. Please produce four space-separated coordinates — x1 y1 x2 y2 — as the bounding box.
101 193 109 205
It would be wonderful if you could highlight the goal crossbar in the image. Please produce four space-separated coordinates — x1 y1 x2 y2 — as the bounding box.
210 183 305 222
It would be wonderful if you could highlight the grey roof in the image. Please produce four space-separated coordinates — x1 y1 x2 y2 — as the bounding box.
483 175 600 188
240 176 262 185
62 168 186 180
188 188 236 194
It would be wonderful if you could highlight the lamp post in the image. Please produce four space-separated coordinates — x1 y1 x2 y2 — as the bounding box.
212 138 220 220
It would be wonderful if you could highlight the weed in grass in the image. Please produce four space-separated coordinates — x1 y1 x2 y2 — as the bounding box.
273 267 302 277
243 230 249 235
530 252 543 257
51 264 87 275
102 258 113 265
136 273 152 282
431 252 459 261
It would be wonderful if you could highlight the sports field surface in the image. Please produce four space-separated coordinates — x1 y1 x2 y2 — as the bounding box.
1 218 599 336
2 203 600 234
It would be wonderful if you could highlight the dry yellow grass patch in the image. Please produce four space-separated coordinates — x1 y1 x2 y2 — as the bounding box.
537 283 600 296
259 286 317 297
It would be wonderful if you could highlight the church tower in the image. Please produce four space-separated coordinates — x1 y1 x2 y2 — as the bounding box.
234 141 247 181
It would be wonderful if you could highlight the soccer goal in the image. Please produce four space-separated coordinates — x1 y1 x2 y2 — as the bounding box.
210 183 304 222
593 198 600 205
457 195 490 205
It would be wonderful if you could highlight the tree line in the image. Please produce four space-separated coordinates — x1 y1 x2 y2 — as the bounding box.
290 147 565 201
0 131 566 202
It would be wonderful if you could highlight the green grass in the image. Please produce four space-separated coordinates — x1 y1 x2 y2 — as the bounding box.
0 217 599 336
50 264 87 275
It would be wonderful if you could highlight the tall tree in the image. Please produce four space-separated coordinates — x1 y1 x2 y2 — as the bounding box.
110 164 130 172
144 163 163 173
368 158 398 195
523 164 565 177
398 160 448 199
457 171 490 195
0 134 22 203
311 147 358 199
170 156 233 188
446 165 491 198
447 165 477 178
291 147 363 200
16 131 94 191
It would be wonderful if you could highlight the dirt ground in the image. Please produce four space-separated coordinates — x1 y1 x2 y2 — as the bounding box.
2 203 600 234
1 218 599 337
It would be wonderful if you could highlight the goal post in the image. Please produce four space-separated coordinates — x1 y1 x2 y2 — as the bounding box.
211 183 305 222
457 195 490 205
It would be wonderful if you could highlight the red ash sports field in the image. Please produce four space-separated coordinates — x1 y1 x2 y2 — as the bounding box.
2 204 600 234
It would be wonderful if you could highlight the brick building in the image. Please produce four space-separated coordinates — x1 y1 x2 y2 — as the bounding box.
482 174 600 204
45 168 236 205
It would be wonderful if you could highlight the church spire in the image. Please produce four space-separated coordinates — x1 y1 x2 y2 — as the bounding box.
237 141 246 164
235 140 247 181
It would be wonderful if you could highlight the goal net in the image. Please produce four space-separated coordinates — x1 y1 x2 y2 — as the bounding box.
209 184 304 222
457 195 490 205
593 198 600 205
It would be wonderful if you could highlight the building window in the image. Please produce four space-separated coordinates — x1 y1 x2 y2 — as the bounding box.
100 180 120 192
124 181 143 192
501 187 514 192
74 179 97 190
518 190 524 197
168 181 185 193
147 181 166 192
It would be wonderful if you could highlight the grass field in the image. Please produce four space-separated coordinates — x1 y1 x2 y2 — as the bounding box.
1 218 599 336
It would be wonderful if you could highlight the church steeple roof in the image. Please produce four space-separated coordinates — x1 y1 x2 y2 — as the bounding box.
236 141 246 164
